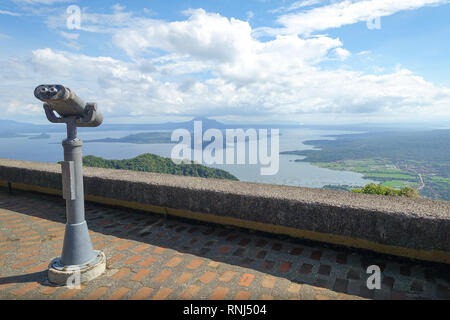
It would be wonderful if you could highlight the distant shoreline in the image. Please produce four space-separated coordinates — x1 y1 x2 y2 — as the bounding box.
280 129 450 201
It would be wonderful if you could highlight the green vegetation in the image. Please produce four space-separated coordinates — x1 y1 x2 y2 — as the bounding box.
314 159 420 189
380 180 418 189
83 153 238 181
85 130 269 150
352 183 420 198
282 130 449 201
431 177 450 184
281 130 449 170
361 173 416 180
322 185 354 192
422 175 450 201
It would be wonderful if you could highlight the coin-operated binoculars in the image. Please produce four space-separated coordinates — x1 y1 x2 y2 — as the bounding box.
35 85 106 285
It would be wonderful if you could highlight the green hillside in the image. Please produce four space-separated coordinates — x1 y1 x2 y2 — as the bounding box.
281 130 449 201
83 153 238 181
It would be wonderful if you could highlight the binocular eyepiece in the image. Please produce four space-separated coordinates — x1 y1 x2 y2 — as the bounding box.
34 85 103 127
39 86 58 94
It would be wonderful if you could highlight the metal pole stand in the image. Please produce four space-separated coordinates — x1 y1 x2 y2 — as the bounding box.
43 103 106 286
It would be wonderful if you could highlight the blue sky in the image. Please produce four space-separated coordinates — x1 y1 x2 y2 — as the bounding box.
1 0 450 124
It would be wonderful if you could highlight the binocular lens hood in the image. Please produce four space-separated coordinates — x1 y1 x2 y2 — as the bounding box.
35 84 103 127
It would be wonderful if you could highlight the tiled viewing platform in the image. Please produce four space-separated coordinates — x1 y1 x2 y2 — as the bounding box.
0 188 449 300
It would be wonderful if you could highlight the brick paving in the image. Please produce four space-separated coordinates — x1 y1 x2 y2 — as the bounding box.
0 188 449 300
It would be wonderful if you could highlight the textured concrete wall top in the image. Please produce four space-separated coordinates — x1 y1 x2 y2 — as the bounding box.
1 158 448 218
1 158 449 259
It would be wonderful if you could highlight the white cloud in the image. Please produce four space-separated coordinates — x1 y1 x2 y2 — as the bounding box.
113 9 255 61
0 8 449 124
59 31 79 40
4 42 448 122
112 4 126 12
334 47 351 61
45 5 137 33
0 9 21 16
7 101 41 114
270 0 323 13
265 0 450 36
13 0 73 5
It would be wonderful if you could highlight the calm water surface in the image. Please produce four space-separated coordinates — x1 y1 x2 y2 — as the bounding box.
0 128 373 188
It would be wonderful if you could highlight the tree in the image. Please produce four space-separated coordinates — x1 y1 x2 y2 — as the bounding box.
352 183 420 198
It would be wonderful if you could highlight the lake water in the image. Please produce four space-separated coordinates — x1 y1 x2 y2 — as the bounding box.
0 128 373 189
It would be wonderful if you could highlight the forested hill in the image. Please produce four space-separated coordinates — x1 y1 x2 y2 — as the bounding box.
83 154 238 181
280 129 449 200
281 130 449 176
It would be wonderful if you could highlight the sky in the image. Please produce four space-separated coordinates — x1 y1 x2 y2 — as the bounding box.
0 0 450 125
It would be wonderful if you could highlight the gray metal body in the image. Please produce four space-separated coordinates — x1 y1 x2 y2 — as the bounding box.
34 85 86 116
35 85 103 127
60 121 96 265
35 85 103 267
